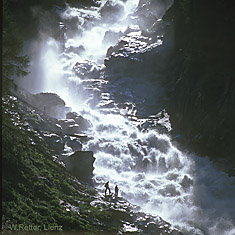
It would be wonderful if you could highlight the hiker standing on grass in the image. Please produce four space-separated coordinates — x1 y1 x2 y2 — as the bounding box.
105 181 111 195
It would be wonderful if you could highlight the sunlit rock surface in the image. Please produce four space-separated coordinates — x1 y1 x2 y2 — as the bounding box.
11 90 90 157
73 60 103 79
104 25 164 75
137 109 172 133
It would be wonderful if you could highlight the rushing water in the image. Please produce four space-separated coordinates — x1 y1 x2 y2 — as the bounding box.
20 1 235 234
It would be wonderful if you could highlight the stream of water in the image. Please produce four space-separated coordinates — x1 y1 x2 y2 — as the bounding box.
20 1 235 234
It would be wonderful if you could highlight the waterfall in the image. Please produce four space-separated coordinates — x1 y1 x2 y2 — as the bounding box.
21 0 235 234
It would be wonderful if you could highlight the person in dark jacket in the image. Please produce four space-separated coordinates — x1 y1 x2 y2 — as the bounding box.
105 181 111 195
115 185 119 197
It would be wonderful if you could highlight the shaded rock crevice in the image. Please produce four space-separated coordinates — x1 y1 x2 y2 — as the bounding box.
163 0 235 175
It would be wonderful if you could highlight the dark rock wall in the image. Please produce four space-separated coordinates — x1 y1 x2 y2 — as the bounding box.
64 151 95 184
164 0 235 174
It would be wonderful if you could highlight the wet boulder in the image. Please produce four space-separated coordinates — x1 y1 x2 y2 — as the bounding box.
75 116 92 131
155 109 172 132
104 26 165 75
57 119 80 134
57 113 92 135
102 30 123 45
42 132 65 154
99 0 125 23
138 109 172 133
63 151 95 183
66 44 85 55
124 24 141 35
28 92 68 119
73 60 102 79
106 40 127 58
65 124 81 135
64 136 82 152
66 111 77 120
66 112 92 131
57 118 81 134
57 119 76 129
180 175 193 190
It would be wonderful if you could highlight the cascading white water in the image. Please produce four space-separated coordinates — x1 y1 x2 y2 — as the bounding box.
82 110 235 235
22 0 235 234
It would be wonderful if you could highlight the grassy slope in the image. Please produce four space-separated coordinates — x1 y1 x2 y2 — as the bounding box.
2 95 114 234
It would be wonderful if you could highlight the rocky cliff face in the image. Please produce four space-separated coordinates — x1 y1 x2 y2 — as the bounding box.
164 0 235 175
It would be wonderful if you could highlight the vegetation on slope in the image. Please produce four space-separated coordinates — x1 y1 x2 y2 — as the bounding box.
2 96 114 234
